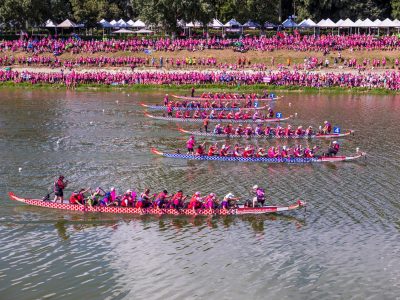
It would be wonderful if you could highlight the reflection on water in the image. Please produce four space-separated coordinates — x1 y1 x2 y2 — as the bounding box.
0 90 400 299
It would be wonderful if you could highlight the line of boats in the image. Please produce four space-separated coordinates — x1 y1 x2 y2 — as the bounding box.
10 91 365 217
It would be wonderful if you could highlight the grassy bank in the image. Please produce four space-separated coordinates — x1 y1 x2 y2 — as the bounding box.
0 81 397 95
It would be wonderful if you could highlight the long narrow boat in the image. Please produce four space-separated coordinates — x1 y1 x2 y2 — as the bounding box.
172 94 282 102
145 113 290 123
179 128 354 139
141 103 268 111
151 148 366 163
8 192 305 216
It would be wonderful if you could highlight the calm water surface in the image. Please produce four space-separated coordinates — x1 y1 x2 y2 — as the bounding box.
0 89 399 300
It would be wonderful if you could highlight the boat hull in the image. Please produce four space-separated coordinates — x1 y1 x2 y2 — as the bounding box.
151 148 366 163
141 103 267 111
145 113 290 123
179 128 354 139
172 95 281 102
8 193 305 216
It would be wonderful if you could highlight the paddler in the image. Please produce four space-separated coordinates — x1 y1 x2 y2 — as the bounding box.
322 120 332 134
327 140 340 156
154 190 172 209
233 144 242 157
267 107 274 118
213 123 222 134
219 144 230 156
53 175 68 203
256 147 266 157
305 126 313 136
221 193 240 210
243 145 254 158
295 126 304 136
188 192 203 212
255 124 263 136
171 190 187 209
207 143 218 156
195 142 206 156
235 124 244 135
203 117 209 132
252 185 266 207
69 188 90 206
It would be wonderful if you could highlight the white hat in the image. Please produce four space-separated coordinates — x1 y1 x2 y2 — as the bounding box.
333 141 337 144
195 191 201 195
253 185 258 189
110 187 115 191
126 189 131 193
226 193 234 198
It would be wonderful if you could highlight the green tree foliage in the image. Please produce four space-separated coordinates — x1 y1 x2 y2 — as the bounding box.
0 0 397 31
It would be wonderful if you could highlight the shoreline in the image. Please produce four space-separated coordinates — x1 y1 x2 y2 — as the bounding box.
0 81 396 95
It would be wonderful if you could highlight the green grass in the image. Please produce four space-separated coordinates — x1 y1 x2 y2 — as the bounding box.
0 81 396 95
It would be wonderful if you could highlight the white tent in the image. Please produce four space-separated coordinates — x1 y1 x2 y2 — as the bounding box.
186 21 203 28
324 18 336 28
336 19 344 27
393 19 400 27
360 18 375 28
57 19 77 28
373 19 382 27
133 19 146 28
117 19 128 27
110 20 118 27
135 29 153 34
317 19 326 27
354 19 363 26
298 19 316 28
224 19 242 27
208 18 224 28
99 19 112 28
127 19 135 27
379 18 395 27
341 18 355 27
113 28 134 34
45 19 57 28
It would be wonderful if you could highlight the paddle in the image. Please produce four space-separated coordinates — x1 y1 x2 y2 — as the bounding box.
42 191 54 201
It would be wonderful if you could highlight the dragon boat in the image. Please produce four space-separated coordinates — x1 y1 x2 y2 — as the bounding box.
178 128 354 139
8 192 305 216
151 148 366 163
145 113 290 123
140 103 268 111
171 94 282 101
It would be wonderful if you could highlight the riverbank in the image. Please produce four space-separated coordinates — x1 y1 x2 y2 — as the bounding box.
0 81 396 95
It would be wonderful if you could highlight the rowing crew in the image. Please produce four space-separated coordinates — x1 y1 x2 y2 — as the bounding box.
169 107 275 120
196 92 277 100
186 139 340 158
212 122 332 136
66 185 267 211
163 99 258 110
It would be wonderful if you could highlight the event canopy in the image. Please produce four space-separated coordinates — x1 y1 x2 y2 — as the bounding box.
373 19 382 27
224 19 242 27
323 18 336 28
113 28 135 34
99 19 112 28
298 18 316 28
126 19 135 27
340 18 356 27
264 21 277 29
360 18 375 27
336 19 344 27
135 29 153 34
208 18 224 28
117 19 128 27
133 19 146 28
242 20 261 29
186 21 203 28
109 20 118 27
57 19 77 28
282 18 297 28
44 19 57 28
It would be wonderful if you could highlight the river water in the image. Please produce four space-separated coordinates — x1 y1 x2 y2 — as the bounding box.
0 89 399 299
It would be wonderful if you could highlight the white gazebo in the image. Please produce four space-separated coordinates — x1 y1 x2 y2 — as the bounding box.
133 19 146 28
208 18 224 29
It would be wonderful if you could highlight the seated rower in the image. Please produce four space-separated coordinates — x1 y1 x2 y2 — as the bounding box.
220 144 231 156
208 143 219 156
264 126 272 136
322 120 332 134
242 112 250 120
121 190 136 207
234 111 242 120
204 193 217 210
267 107 274 118
221 193 240 210
252 111 260 120
256 147 266 157
233 144 243 157
245 125 253 137
209 110 216 119
193 110 201 118
154 190 172 209
267 146 278 158
304 146 317 158
184 110 191 118
175 110 183 118
136 188 154 208
188 192 203 212
327 141 340 156
280 146 289 158
69 188 90 206
213 124 223 134
87 187 104 207
243 145 254 158
235 124 244 135
255 124 263 136
226 111 234 119
195 142 206 156
284 125 293 137
224 124 233 134
252 185 266 207
217 111 226 119
295 126 304 136
171 190 187 209
293 145 303 157
305 126 313 136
